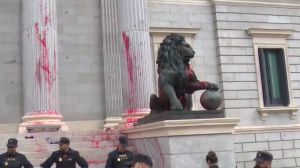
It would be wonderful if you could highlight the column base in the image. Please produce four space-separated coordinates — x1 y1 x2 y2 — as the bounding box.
104 117 123 129
119 109 150 129
19 113 69 133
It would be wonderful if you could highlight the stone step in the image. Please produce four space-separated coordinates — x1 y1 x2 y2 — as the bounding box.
0 141 117 152
0 129 119 140
0 130 124 168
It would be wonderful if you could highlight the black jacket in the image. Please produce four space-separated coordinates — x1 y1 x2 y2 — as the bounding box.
40 148 88 168
209 165 219 168
0 152 33 168
105 149 133 168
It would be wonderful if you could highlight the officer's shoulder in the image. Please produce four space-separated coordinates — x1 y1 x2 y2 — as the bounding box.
51 150 60 155
15 153 26 158
126 150 134 155
69 148 79 154
108 150 118 156
0 153 6 158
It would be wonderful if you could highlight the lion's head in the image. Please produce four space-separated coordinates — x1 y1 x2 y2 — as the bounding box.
156 34 195 72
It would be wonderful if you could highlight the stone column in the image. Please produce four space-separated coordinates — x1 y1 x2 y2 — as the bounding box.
20 0 68 133
117 0 155 127
101 0 124 128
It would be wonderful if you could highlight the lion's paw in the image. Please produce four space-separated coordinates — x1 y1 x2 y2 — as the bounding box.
170 103 183 111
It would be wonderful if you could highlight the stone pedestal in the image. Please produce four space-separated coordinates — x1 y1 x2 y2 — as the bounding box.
138 110 225 125
119 111 150 129
123 118 239 168
19 113 69 133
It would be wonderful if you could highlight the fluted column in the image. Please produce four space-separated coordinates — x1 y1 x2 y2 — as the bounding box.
101 0 124 128
117 0 155 117
20 0 67 132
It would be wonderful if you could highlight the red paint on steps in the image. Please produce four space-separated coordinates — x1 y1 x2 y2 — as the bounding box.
34 145 47 152
87 160 106 165
83 129 118 149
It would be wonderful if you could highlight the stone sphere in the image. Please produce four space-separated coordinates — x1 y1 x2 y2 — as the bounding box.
200 90 221 110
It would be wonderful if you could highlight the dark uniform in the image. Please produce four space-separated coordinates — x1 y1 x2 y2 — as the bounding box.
0 153 33 168
105 150 133 168
209 165 219 168
253 151 273 168
0 138 33 168
40 148 88 168
125 154 152 168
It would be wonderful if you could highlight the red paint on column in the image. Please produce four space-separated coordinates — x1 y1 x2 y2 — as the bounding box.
34 1 56 92
122 32 135 104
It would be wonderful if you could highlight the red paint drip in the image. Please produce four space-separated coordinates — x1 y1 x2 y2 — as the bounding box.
122 32 135 104
34 1 56 92
127 109 138 114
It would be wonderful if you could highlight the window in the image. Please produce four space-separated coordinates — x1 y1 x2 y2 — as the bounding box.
258 48 290 106
247 28 298 120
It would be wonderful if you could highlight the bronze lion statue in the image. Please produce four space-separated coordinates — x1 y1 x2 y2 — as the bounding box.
150 34 219 113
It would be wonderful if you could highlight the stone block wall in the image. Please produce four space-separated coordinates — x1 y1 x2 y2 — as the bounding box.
0 0 105 124
214 2 300 126
57 0 105 121
132 134 236 168
0 0 23 123
235 131 300 168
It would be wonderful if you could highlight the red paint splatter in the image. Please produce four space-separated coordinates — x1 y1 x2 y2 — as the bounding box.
87 160 106 165
84 129 118 149
27 111 59 116
127 109 138 114
91 139 101 148
122 32 135 104
34 145 47 152
34 1 56 92
31 121 44 126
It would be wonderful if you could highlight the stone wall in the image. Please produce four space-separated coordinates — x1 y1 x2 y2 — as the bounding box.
214 2 300 126
57 0 105 121
0 0 23 123
0 0 105 124
132 134 236 168
235 131 300 168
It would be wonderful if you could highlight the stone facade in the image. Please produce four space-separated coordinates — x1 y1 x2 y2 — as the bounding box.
1 0 300 167
235 131 300 168
214 1 300 126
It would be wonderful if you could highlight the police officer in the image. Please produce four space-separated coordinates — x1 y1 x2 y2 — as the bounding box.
206 151 218 168
40 137 88 168
0 138 33 168
253 151 273 168
105 136 133 168
126 154 152 168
